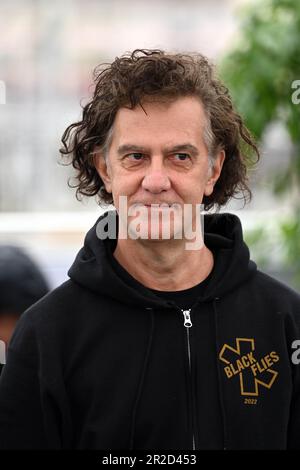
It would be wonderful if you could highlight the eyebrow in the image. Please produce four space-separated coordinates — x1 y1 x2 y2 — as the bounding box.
117 143 199 156
117 144 148 156
168 144 199 156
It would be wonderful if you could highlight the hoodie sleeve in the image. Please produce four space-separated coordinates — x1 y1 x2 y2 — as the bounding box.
287 368 300 449
0 313 48 449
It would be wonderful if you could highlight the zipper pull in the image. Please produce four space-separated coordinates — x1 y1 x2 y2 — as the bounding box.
182 309 192 328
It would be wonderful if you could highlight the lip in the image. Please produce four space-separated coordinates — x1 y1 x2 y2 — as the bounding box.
141 205 172 210
134 203 175 207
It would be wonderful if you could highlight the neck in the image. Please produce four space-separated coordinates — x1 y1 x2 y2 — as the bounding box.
113 238 214 291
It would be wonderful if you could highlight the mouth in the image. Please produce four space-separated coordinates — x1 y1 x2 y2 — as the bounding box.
135 203 175 208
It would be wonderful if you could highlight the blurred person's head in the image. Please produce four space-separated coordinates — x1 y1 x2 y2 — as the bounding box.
60 49 259 211
0 245 49 346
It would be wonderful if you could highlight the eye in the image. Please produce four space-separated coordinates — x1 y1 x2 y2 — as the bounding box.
122 152 146 169
127 153 144 161
172 153 190 161
175 153 188 160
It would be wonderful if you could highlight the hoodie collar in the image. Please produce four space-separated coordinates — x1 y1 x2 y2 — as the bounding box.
68 210 257 308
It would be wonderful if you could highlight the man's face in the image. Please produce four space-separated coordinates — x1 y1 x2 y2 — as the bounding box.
96 96 225 242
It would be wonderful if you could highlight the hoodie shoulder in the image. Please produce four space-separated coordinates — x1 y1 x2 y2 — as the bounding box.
254 270 300 304
20 279 91 326
7 279 95 363
251 270 300 330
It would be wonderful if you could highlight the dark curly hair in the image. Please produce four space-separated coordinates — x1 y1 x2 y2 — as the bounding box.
60 49 259 210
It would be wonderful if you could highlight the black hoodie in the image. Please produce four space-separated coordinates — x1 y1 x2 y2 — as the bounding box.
0 211 300 450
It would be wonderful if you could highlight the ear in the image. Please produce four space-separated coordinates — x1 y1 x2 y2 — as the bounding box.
93 151 112 194
204 149 225 197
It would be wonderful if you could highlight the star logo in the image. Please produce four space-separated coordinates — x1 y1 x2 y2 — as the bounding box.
219 338 279 397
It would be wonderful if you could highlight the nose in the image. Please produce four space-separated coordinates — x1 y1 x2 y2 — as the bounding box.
141 160 171 194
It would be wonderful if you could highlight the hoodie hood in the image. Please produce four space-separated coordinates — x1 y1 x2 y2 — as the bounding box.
68 210 257 308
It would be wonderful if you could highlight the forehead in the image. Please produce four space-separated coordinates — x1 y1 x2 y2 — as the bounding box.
112 96 207 144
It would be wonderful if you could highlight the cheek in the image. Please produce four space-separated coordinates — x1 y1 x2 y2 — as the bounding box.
172 171 206 193
111 172 140 198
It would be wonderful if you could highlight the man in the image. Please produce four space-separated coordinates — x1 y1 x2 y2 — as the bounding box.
0 49 300 450
0 245 49 375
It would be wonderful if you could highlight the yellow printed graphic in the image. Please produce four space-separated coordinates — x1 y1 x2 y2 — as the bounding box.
219 338 279 397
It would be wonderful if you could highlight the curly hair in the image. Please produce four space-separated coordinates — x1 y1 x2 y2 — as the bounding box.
60 49 259 210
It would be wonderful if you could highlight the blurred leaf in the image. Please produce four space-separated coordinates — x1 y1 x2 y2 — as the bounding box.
220 0 300 289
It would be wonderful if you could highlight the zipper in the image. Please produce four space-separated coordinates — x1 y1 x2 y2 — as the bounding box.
181 309 196 451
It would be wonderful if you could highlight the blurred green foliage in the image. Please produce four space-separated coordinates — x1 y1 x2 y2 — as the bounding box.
280 210 300 285
243 227 269 267
220 0 300 290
